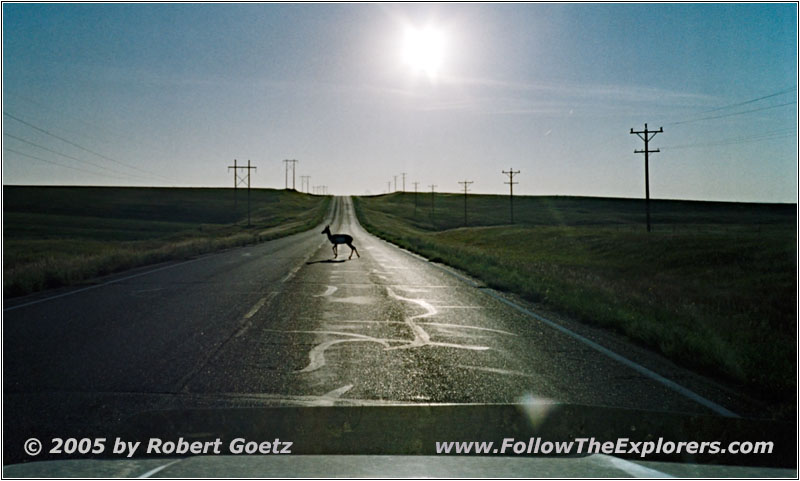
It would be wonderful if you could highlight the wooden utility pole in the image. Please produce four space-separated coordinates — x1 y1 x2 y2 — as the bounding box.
283 159 298 190
429 184 437 215
228 159 256 226
247 160 252 226
401 172 407 192
458 180 473 226
229 158 238 208
502 168 520 224
630 124 663 232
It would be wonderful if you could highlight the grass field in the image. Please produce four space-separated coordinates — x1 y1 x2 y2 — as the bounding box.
3 186 331 298
354 193 797 405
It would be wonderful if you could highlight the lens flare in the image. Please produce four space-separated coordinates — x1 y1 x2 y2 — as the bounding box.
402 25 446 79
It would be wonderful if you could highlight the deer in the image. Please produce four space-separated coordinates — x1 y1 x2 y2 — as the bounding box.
321 225 360 260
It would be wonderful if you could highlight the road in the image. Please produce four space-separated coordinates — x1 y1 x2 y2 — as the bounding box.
3 196 758 461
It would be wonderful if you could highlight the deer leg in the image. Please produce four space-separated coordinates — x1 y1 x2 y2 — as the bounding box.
348 243 359 259
332 244 338 258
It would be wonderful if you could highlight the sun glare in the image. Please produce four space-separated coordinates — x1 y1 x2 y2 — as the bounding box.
402 25 446 79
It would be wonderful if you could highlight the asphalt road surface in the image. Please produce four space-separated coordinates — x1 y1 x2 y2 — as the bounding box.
4 196 762 462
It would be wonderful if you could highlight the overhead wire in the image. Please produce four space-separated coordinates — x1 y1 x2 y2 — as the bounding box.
4 147 138 181
665 101 795 126
659 87 796 126
3 111 176 183
690 87 796 115
661 128 797 151
5 92 182 166
652 87 797 151
3 132 156 182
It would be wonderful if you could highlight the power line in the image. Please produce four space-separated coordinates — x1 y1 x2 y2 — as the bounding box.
661 128 796 151
3 111 175 182
5 91 176 161
5 147 135 180
4 111 169 181
658 87 796 126
3 132 154 182
693 87 796 115
666 101 795 126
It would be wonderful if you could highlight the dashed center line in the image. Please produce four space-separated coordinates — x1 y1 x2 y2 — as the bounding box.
458 364 536 378
281 265 302 283
244 296 269 319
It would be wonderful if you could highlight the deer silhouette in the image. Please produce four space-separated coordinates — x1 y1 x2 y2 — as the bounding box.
321 225 360 259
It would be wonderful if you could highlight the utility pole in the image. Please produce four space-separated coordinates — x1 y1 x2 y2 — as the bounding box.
247 160 252 227
228 159 257 227
502 168 520 224
283 159 298 190
401 172 406 192
429 184 437 216
458 180 473 226
301 175 310 193
229 158 238 208
413 181 419 214
630 123 663 232
393 175 397 192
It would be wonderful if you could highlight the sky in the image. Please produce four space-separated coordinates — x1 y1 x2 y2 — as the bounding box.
2 2 797 202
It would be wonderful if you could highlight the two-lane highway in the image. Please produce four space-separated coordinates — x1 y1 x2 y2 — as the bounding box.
4 196 749 460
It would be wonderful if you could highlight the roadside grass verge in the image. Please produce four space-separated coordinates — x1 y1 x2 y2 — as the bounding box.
4 186 331 298
354 193 796 405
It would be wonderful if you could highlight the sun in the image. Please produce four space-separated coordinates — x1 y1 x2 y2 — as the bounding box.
402 25 446 80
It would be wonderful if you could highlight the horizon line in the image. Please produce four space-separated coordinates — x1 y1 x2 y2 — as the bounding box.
3 184 796 206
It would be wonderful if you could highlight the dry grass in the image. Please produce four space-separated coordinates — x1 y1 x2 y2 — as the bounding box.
4 186 331 297
354 193 796 404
